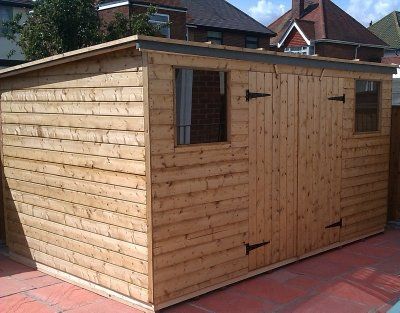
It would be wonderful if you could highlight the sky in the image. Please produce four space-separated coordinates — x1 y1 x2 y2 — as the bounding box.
227 0 400 26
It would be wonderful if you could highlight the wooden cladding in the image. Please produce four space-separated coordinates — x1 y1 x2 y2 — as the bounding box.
0 49 151 304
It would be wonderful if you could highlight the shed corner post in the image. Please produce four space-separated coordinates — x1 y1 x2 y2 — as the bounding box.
141 50 155 308
0 81 7 247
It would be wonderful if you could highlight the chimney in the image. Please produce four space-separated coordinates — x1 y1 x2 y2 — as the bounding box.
292 0 305 19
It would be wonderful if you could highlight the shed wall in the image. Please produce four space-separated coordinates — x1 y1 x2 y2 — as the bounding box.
0 49 151 303
340 79 391 239
389 106 400 221
146 51 392 307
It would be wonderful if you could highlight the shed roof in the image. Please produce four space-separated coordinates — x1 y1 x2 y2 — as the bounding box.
0 36 396 79
0 0 33 7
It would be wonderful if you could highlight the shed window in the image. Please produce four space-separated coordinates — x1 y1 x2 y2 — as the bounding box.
207 31 222 45
355 80 380 133
246 36 258 49
175 68 227 145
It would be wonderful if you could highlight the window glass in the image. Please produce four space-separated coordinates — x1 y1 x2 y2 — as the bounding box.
207 31 222 45
175 68 227 145
0 6 13 37
355 80 380 133
246 36 258 49
149 13 170 38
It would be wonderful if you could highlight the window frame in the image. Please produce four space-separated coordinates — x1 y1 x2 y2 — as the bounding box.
284 45 314 55
245 36 259 49
173 66 231 149
207 31 223 45
0 5 13 38
354 79 382 135
149 12 170 39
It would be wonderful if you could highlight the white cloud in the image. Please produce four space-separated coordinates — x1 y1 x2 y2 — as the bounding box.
345 0 400 26
248 0 287 25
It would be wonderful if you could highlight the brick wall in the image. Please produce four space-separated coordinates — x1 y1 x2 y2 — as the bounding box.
188 28 270 49
98 5 130 27
284 28 307 47
315 42 384 62
190 70 227 144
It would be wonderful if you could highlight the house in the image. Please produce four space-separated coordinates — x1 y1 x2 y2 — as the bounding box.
268 0 388 62
369 12 400 67
97 0 276 49
0 0 32 68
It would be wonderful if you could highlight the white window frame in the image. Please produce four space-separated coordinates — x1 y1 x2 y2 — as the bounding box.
284 45 314 55
149 13 170 39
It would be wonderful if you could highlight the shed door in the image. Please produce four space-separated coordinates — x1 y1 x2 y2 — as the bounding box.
297 76 344 256
248 72 344 271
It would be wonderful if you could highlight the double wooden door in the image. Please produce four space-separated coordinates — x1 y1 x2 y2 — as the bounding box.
248 72 344 271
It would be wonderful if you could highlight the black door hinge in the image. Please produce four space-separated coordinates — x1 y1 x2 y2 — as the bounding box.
326 219 343 229
328 94 346 103
245 241 270 255
246 89 271 102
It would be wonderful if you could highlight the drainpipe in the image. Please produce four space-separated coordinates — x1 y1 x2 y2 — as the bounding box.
354 44 361 60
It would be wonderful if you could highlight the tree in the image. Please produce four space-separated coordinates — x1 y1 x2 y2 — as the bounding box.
2 0 166 61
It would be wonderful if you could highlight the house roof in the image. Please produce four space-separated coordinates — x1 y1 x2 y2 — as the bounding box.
369 11 400 49
183 0 275 35
0 0 33 7
268 0 387 47
99 0 275 36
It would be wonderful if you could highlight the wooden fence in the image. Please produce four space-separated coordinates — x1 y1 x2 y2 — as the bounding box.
389 106 400 221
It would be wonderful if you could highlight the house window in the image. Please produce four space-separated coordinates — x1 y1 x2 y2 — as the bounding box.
149 13 170 38
207 31 223 45
245 36 258 49
284 46 314 55
355 80 381 133
0 6 13 37
175 68 227 145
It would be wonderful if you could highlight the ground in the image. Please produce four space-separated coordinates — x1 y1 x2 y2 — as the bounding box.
0 229 399 313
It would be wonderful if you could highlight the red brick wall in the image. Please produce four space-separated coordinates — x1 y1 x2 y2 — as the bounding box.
188 28 270 49
283 28 307 47
315 42 384 62
190 70 227 144
98 5 130 27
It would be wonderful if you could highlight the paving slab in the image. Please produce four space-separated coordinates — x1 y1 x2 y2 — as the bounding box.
0 229 399 313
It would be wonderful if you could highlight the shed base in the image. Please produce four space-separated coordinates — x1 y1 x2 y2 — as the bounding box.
156 229 385 310
5 251 155 313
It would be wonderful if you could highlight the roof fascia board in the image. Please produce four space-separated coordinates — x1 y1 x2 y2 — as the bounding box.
278 21 311 48
0 36 140 78
315 39 388 49
98 0 129 11
136 38 396 75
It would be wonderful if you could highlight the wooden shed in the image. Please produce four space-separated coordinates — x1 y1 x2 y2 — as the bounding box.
0 36 396 312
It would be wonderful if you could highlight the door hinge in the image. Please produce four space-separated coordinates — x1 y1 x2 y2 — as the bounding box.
325 219 343 229
246 89 271 102
328 94 346 103
245 241 270 255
